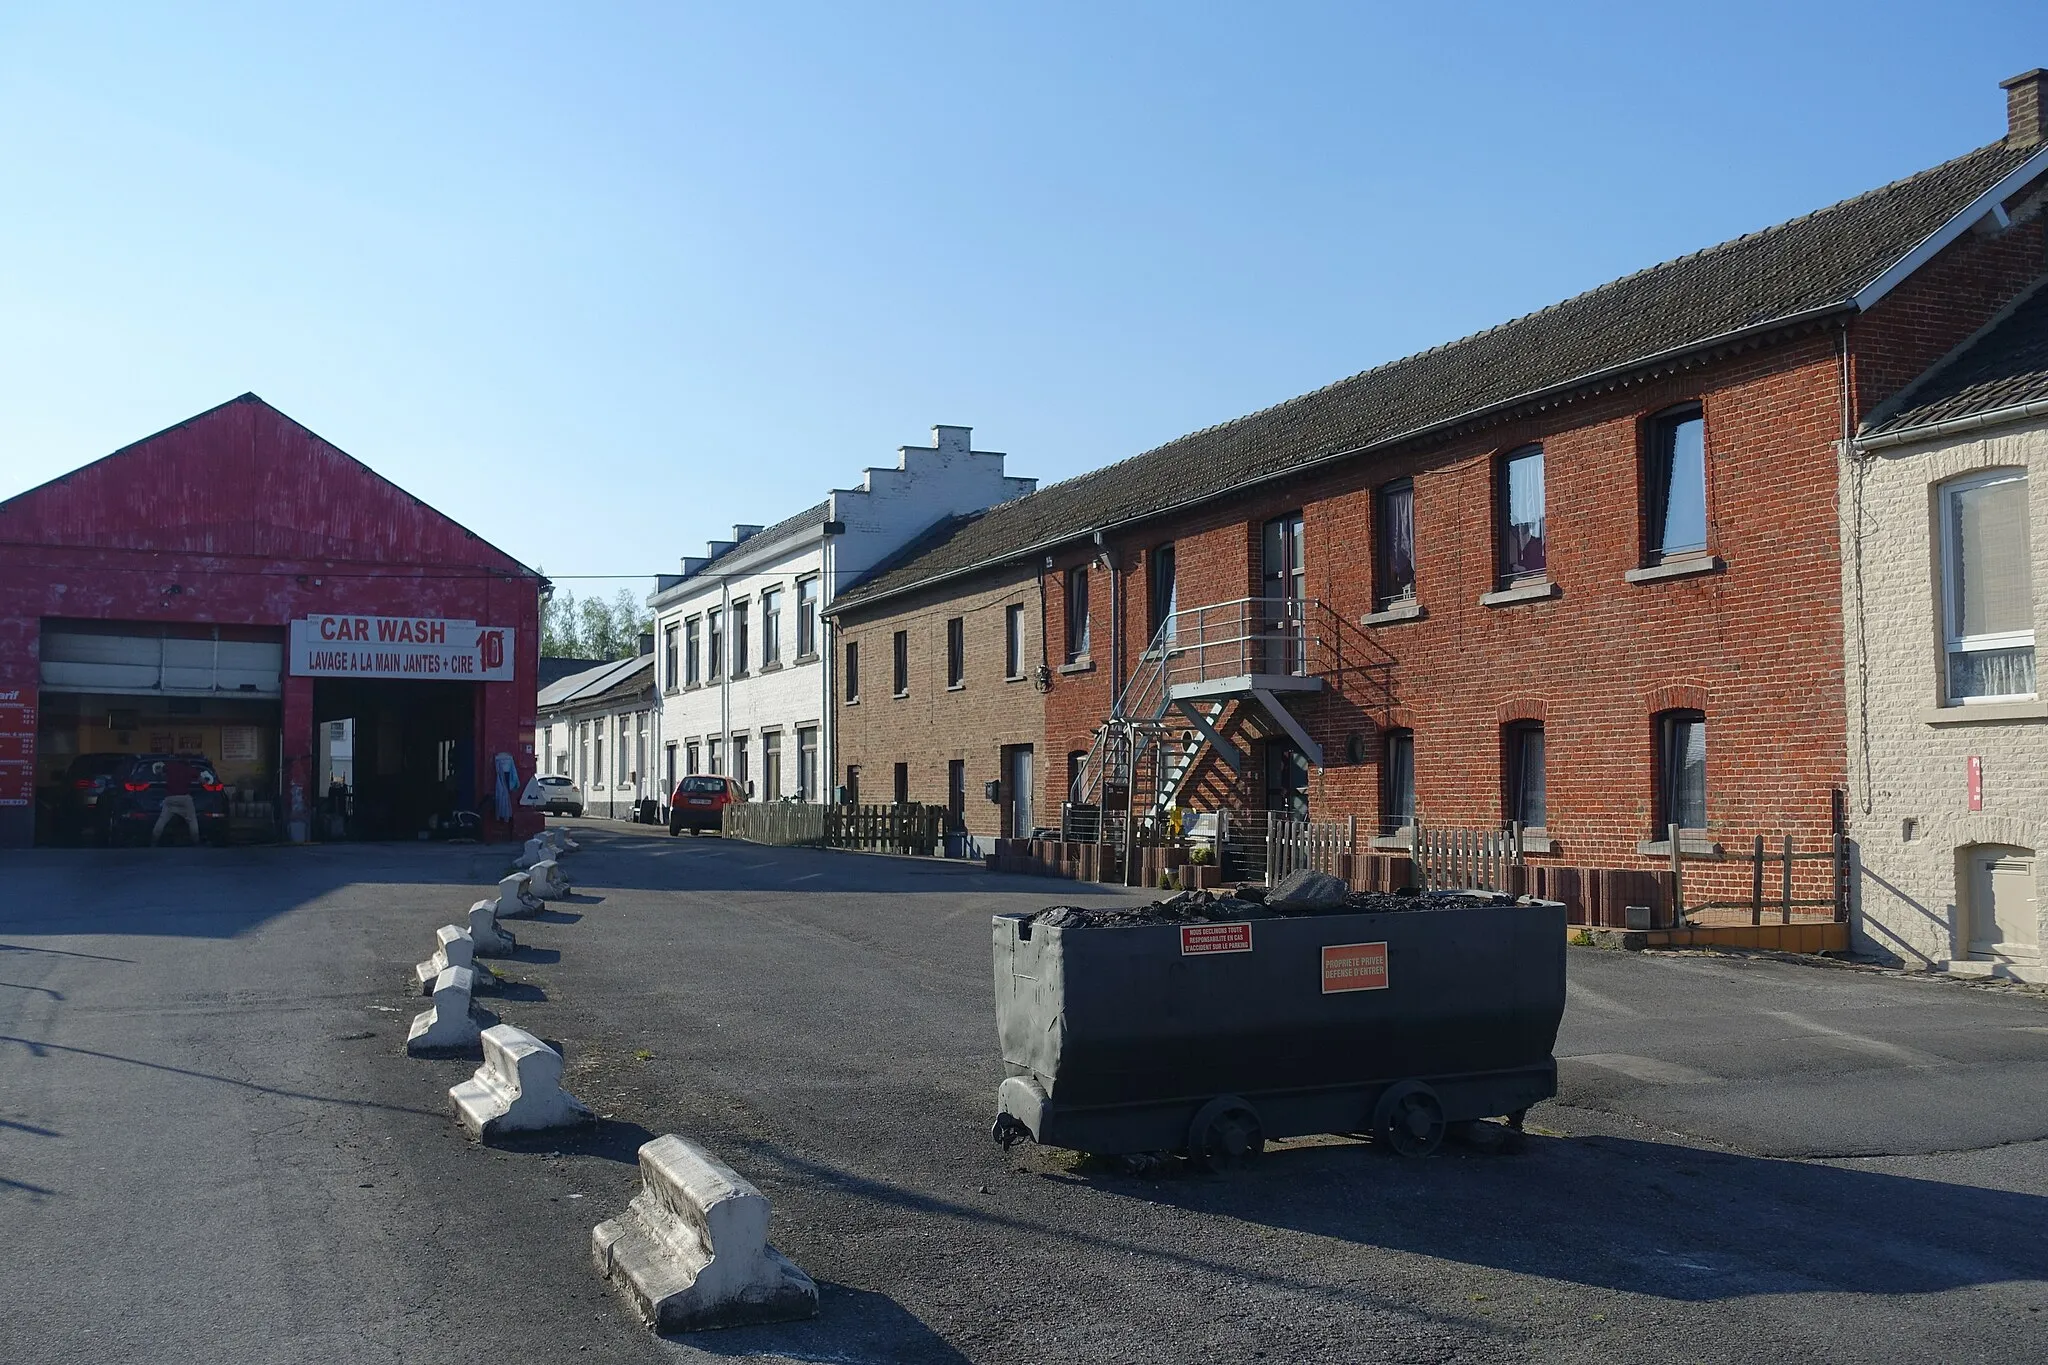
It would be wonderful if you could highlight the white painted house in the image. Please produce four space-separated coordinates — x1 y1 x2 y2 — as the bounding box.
648 425 1035 803
534 649 658 821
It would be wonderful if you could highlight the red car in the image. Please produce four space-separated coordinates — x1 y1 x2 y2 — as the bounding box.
668 774 746 836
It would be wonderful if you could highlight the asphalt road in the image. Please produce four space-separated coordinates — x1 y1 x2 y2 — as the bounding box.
4 824 2045 1364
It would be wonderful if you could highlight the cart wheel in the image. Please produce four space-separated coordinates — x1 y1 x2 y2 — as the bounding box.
1372 1082 1446 1158
1186 1096 1264 1172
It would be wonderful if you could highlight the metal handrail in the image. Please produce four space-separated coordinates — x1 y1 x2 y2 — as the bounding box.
1075 596 1327 812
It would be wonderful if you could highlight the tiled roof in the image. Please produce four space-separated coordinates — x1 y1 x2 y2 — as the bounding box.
1864 277 2048 436
833 140 2041 611
536 652 654 711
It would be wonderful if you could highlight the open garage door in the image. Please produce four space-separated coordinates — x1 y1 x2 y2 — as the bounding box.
40 623 283 698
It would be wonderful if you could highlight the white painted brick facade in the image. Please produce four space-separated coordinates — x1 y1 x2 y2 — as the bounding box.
649 427 1034 802
1840 413 2047 977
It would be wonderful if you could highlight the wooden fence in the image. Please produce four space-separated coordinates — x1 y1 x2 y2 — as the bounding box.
1267 812 1357 881
723 802 944 857
1413 819 1523 893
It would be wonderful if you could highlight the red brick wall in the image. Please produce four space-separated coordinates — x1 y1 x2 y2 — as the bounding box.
833 564 1045 840
1851 215 2046 417
1045 335 1862 904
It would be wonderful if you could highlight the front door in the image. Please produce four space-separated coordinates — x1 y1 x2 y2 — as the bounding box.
1005 745 1034 838
1262 739 1309 819
1967 846 2039 957
1260 513 1306 675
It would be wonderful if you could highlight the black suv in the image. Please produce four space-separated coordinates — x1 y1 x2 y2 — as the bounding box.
57 752 133 844
103 753 230 846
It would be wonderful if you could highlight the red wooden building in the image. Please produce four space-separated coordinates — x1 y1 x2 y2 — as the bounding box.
0 394 544 847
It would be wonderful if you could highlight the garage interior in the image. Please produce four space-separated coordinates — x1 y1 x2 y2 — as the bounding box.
34 621 283 844
311 677 477 840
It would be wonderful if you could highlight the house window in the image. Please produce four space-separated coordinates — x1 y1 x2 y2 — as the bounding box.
1148 544 1177 642
593 728 605 790
796 577 818 657
762 730 782 801
1381 728 1415 834
685 616 701 685
1655 710 1708 831
686 740 700 775
845 640 860 701
1065 566 1091 662
1497 445 1547 583
948 759 966 821
893 761 910 805
1376 479 1416 606
1004 603 1025 679
663 623 680 691
1647 405 1708 562
664 742 677 790
1942 470 2035 702
761 587 783 666
617 715 632 784
707 610 723 680
1504 722 1546 830
707 737 723 775
733 734 751 794
892 630 909 696
946 617 965 688
796 726 818 801
1067 749 1088 802
542 727 554 773
732 601 750 676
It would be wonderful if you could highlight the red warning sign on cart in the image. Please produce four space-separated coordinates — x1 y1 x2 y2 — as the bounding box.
1321 941 1389 993
1180 922 1253 956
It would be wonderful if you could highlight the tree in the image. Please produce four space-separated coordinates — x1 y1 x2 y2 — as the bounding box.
539 582 652 660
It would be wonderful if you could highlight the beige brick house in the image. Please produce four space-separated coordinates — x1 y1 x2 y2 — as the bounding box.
1846 276 2048 979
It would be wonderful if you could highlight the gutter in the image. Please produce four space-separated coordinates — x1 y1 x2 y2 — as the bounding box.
1853 396 2048 453
828 301 1856 615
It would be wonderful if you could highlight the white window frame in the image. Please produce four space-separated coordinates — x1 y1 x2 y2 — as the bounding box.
1940 469 2035 705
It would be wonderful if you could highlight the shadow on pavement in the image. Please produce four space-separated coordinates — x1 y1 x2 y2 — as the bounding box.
494 1116 657 1167
677 1283 970 1364
1104 1132 2048 1300
743 1132 2045 1304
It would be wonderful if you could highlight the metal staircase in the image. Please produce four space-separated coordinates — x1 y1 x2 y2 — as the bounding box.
1066 597 1328 844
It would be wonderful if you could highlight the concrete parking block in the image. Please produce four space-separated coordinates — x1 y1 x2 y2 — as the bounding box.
406 966 481 1054
528 859 572 901
467 900 518 957
495 873 544 920
449 1024 592 1139
592 1134 818 1334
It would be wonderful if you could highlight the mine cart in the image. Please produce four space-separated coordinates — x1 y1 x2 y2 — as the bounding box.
990 892 1567 1165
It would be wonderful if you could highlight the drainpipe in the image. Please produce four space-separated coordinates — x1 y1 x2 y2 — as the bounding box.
720 574 731 775
1094 529 1122 707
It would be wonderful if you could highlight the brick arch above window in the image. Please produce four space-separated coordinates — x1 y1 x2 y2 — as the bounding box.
1647 683 1710 715
1380 706 1417 733
1495 698 1547 724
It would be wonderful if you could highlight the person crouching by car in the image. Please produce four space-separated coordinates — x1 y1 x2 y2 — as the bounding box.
153 756 201 847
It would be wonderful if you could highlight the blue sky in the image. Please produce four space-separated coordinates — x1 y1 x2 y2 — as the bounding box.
2 2 2044 594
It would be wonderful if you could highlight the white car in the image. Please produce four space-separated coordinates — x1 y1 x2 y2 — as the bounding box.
522 774 585 817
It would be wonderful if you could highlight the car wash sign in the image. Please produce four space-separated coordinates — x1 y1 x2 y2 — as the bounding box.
288 615 514 682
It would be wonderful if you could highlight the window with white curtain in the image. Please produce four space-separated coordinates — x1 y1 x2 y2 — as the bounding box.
1942 470 2034 703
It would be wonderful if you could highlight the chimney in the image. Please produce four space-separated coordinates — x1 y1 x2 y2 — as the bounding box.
638 631 655 657
2004 68 2047 148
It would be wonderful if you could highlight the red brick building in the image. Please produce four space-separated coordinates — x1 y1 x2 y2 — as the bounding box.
830 74 2048 908
0 394 545 847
